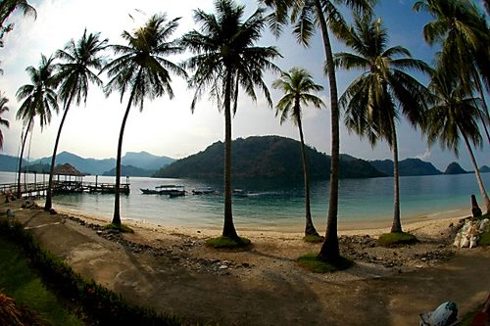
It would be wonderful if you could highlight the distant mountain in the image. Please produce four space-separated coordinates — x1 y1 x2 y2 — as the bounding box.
122 151 174 171
102 165 154 177
28 151 174 176
23 162 50 173
370 158 442 176
481 165 490 173
445 162 468 175
0 154 25 172
154 135 385 180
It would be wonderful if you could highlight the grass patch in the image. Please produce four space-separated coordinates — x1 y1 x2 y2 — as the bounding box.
103 223 134 233
377 232 418 247
0 237 83 326
206 236 251 249
303 234 324 243
297 253 353 273
479 231 490 246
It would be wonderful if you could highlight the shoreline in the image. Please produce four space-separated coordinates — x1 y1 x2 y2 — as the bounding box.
52 204 470 240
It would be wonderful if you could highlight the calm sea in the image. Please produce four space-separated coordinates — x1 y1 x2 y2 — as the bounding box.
2 171 489 230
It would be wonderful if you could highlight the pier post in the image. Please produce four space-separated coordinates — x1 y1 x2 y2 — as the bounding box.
95 175 98 188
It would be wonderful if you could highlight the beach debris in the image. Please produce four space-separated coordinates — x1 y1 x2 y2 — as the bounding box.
471 293 490 326
453 218 489 249
471 194 482 218
419 301 458 326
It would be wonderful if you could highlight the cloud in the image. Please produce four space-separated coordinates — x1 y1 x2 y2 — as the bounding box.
416 148 432 161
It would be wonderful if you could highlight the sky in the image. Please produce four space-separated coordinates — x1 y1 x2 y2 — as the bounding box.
0 0 488 171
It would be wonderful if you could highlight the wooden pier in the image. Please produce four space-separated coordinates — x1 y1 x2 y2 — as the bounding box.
0 181 130 198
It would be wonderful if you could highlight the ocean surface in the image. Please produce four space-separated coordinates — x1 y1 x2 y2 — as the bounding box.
2 171 489 230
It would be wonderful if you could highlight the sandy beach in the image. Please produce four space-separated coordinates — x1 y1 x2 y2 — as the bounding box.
3 197 490 325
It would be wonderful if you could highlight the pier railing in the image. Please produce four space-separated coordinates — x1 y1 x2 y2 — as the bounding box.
0 181 130 197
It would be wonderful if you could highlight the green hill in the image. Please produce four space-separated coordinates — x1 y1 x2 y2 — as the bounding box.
370 158 442 176
154 135 385 180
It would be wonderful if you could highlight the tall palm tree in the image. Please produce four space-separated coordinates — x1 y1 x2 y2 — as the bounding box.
43 30 107 212
260 0 374 262
182 0 280 241
103 14 186 226
336 14 431 233
413 0 490 143
15 55 58 198
0 93 10 150
426 68 490 214
272 67 324 237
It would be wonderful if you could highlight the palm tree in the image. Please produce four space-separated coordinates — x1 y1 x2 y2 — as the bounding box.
103 14 186 226
413 0 490 143
182 0 280 241
260 0 374 262
426 68 490 214
336 14 431 233
0 0 36 49
0 93 10 150
43 30 107 212
0 0 36 26
15 55 58 198
272 67 324 237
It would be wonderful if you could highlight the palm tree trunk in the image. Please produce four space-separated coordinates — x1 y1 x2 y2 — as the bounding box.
390 125 403 233
315 0 340 261
112 90 136 226
16 118 32 198
222 69 238 240
44 97 74 211
297 114 318 237
461 129 490 214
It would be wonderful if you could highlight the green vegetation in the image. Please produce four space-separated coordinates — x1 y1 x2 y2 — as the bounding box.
377 232 418 247
205 236 251 249
103 223 135 233
154 136 384 180
0 237 83 325
297 254 353 273
303 234 325 243
0 220 180 325
479 232 490 246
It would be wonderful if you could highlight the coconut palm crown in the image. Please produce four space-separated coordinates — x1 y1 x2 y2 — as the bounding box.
0 93 10 150
181 0 281 240
103 13 186 225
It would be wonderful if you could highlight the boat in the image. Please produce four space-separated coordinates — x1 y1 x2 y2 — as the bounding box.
192 187 216 195
140 185 185 196
232 189 249 197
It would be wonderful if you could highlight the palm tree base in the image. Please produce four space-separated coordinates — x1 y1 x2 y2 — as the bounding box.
303 234 324 243
205 236 251 249
298 253 353 273
103 223 134 234
377 232 418 247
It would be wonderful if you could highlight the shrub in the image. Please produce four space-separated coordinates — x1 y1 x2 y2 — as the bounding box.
303 234 324 243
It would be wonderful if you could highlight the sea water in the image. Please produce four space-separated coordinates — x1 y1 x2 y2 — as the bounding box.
1 171 489 230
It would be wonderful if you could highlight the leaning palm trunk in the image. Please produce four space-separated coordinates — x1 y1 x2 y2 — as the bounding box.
222 70 239 239
44 97 74 211
390 125 403 233
16 118 32 198
316 0 340 261
461 129 490 214
112 88 137 226
297 115 319 236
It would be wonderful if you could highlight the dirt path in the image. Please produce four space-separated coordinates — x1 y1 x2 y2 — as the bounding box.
5 203 490 325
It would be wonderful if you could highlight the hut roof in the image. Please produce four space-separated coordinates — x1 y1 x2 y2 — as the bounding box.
53 163 84 176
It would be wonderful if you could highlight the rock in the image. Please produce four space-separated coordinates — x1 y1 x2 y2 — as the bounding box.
219 265 229 270
49 208 57 215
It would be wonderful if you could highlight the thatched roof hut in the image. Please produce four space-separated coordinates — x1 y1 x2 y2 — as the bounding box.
53 163 84 176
